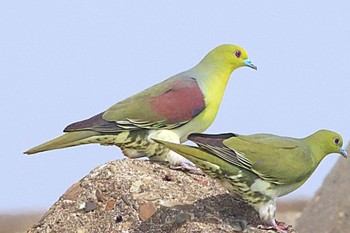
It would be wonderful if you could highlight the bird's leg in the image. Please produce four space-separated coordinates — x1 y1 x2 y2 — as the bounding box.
256 200 290 232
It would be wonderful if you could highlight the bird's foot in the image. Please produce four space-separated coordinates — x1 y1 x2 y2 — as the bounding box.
257 221 290 233
121 147 145 158
169 162 204 175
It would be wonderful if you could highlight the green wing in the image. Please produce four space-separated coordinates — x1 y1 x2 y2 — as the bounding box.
222 134 313 184
189 133 314 185
64 76 206 133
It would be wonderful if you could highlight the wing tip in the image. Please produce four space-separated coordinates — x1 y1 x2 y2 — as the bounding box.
64 112 120 133
188 132 236 142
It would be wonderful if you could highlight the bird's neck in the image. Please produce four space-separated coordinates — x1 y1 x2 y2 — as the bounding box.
190 59 236 96
180 61 236 133
193 65 232 109
303 135 328 166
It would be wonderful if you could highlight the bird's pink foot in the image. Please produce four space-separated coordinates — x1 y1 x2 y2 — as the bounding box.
257 221 290 233
169 162 204 175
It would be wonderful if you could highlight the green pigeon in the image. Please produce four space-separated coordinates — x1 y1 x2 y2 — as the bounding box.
154 129 347 231
24 44 257 166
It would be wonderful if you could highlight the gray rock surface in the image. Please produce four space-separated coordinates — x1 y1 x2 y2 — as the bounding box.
28 159 297 233
296 144 350 233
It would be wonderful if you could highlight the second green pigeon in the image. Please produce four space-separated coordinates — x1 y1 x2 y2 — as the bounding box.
24 44 256 166
155 129 347 231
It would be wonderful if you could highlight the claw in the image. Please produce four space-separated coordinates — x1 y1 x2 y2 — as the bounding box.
169 162 204 175
257 221 291 233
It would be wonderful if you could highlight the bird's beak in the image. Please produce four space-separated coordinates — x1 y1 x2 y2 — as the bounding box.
340 148 348 158
244 58 257 70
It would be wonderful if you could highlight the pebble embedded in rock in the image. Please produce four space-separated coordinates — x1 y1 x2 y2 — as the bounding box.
175 212 190 224
163 175 172 181
95 189 103 202
130 180 144 193
229 218 247 232
121 195 131 206
84 201 97 212
115 215 123 223
139 201 157 221
105 199 116 211
138 222 151 232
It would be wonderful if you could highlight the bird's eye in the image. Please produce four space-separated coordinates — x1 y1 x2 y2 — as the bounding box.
235 50 241 58
334 137 340 145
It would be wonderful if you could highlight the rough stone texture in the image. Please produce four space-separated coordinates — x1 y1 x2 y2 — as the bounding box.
296 143 350 233
28 159 297 233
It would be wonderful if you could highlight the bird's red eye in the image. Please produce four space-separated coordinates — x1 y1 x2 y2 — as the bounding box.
334 137 340 145
235 50 241 58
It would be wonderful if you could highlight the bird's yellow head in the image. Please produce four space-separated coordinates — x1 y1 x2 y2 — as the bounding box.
312 130 347 158
202 44 257 71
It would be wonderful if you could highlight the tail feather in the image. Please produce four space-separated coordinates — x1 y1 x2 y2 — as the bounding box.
154 139 233 178
24 131 101 155
154 139 244 178
153 139 223 166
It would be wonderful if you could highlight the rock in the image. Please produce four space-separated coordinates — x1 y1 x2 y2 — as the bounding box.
27 159 298 233
296 143 350 233
62 181 82 201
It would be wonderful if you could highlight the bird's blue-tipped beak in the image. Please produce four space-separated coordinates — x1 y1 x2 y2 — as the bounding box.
244 58 257 70
340 148 348 158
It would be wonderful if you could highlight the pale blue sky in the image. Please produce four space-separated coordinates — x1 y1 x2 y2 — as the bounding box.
1 1 349 212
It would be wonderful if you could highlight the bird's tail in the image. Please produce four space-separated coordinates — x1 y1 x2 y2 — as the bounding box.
24 131 102 155
153 139 227 175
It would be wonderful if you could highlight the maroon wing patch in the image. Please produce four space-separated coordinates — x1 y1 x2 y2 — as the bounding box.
149 78 206 124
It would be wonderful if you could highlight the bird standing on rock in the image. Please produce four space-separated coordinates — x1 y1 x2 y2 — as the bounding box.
25 44 257 167
155 129 347 232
